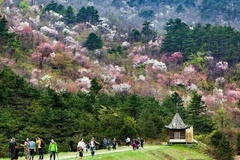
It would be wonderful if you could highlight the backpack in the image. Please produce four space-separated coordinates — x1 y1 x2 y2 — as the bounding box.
40 139 45 148
77 146 83 152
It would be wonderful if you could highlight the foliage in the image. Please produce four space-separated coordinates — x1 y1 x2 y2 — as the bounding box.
161 18 240 64
0 67 217 157
83 32 103 50
19 0 30 15
0 16 21 57
64 5 75 25
141 21 157 43
76 6 100 25
44 0 65 15
210 130 233 160
186 92 213 133
129 29 141 43
44 2 100 25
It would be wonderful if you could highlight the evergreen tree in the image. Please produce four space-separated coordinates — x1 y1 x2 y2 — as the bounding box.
83 32 103 50
86 6 100 25
161 91 186 121
188 92 206 116
44 0 58 12
0 16 9 46
210 131 233 160
187 92 213 133
90 78 102 95
76 6 88 23
216 136 233 160
141 21 157 43
124 94 141 119
64 5 75 24
129 29 141 43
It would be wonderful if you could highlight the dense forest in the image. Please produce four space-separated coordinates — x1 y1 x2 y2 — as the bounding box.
0 0 240 159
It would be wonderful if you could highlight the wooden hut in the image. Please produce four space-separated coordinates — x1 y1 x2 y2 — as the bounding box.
165 113 193 144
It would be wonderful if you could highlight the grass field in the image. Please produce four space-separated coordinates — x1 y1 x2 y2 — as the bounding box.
0 144 214 160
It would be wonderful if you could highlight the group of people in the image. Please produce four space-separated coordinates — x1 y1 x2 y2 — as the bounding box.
102 137 119 151
9 136 144 160
76 137 100 160
131 137 144 150
8 137 58 160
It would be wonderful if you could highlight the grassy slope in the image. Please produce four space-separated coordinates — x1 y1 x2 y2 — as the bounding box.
0 145 214 160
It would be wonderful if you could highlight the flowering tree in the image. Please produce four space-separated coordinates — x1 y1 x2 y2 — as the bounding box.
168 51 183 69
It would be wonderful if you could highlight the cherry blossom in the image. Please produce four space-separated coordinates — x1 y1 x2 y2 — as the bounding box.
168 51 183 63
40 26 58 36
75 77 91 92
112 83 131 92
144 59 167 72
138 75 145 81
216 61 228 70
132 54 149 67
183 65 196 75
215 77 225 84
187 83 198 91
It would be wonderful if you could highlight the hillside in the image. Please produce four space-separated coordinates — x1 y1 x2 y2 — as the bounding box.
0 0 240 159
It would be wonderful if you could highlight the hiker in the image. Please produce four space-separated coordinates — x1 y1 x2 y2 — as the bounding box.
103 138 107 149
21 138 29 160
13 144 19 160
112 138 117 150
28 138 36 160
49 139 58 160
106 138 111 151
140 138 144 148
36 137 44 160
136 138 140 149
69 139 74 152
90 137 100 158
77 138 85 160
9 137 17 160
131 139 136 150
126 137 130 147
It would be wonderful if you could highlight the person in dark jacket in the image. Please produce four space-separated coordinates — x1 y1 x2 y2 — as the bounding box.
9 137 17 160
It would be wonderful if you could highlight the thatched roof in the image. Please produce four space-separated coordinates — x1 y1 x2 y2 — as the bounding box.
165 113 190 129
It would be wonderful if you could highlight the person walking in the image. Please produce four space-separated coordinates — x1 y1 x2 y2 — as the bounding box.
90 137 99 159
9 137 17 160
69 139 74 152
28 138 36 160
126 137 130 147
112 138 117 150
36 137 44 160
49 139 58 160
103 138 107 149
77 138 85 160
21 138 29 160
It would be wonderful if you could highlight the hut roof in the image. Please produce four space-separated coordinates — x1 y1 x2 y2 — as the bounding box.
165 113 190 129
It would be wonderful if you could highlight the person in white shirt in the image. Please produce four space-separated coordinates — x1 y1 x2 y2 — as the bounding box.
77 138 85 160
90 137 99 158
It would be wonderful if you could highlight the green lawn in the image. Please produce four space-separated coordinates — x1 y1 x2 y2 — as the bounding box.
61 145 213 160
0 145 214 160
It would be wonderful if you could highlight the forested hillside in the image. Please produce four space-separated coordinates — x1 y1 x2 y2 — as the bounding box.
0 0 240 159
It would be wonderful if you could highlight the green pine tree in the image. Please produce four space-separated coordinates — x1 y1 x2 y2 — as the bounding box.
84 32 103 50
